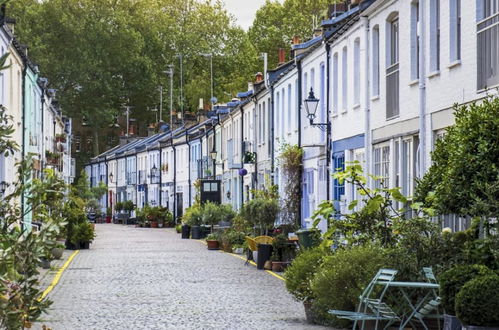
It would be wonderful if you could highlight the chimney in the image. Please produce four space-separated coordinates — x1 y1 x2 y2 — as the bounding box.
129 125 137 136
248 82 254 92
147 124 155 137
255 72 264 83
292 35 301 45
198 98 204 110
119 135 128 146
314 28 323 38
278 48 286 65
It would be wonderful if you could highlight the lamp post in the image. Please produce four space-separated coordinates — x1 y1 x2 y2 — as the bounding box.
151 164 158 183
200 53 215 106
109 172 114 183
158 86 163 122
210 146 217 179
304 87 331 200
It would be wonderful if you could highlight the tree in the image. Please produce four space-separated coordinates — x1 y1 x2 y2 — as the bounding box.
416 97 499 219
248 0 335 68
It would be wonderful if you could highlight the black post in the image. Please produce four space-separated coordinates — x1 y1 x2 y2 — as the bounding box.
325 43 331 201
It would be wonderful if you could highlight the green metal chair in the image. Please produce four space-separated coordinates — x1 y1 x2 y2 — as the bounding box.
330 268 399 330
410 267 442 330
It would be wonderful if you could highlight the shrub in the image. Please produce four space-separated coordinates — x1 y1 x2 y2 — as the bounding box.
202 201 223 228
439 264 495 315
206 232 220 241
240 197 279 235
455 275 499 327
310 245 388 327
284 246 330 302
220 229 245 247
182 204 203 226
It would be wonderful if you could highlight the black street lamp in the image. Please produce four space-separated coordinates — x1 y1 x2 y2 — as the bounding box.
109 172 114 183
151 164 158 182
210 146 217 179
303 87 331 201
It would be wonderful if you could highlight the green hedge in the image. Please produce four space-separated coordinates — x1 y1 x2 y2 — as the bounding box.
455 275 499 327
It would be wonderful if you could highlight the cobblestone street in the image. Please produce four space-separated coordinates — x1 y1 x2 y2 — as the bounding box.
41 224 329 329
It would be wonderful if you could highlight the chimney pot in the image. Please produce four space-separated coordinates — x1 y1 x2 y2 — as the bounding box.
278 48 286 65
255 72 263 83
292 35 301 45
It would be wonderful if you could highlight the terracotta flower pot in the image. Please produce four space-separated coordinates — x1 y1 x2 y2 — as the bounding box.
272 261 284 272
207 240 220 250
151 221 158 228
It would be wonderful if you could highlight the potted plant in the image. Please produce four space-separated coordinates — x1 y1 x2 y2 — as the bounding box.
455 275 499 329
184 204 203 239
284 246 329 324
175 223 182 233
55 133 67 143
51 243 65 260
270 250 284 272
206 232 220 250
78 222 96 249
439 264 496 330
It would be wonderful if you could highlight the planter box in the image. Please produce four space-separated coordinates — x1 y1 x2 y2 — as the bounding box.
207 240 220 250
444 314 462 330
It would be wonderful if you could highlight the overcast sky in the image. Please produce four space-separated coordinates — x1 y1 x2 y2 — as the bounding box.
222 0 284 31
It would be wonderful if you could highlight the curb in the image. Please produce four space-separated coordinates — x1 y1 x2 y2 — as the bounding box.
40 250 80 300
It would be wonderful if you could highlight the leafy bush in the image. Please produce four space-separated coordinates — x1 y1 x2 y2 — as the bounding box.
122 200 135 212
439 264 495 315
182 204 203 226
206 232 220 241
310 245 388 327
219 203 236 223
220 229 245 246
202 201 223 227
284 246 330 302
455 275 499 326
115 202 123 212
240 197 279 235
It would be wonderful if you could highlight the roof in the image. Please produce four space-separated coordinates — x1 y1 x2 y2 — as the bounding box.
268 60 296 86
291 36 322 51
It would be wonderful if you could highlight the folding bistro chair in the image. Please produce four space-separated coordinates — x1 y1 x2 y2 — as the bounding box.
410 267 442 330
330 268 399 330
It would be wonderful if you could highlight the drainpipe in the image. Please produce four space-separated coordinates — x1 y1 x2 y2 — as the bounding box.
172 142 177 223
158 144 162 207
270 85 275 183
187 135 191 207
21 64 26 231
296 59 302 148
40 89 45 175
325 42 331 202
241 106 245 208
361 16 372 186
418 0 427 177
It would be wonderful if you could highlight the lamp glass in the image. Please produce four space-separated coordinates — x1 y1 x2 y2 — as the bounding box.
304 87 319 119
210 149 217 160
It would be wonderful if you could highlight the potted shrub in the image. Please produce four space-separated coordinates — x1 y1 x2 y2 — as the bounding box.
183 204 203 239
51 243 65 260
202 201 222 232
439 264 495 330
285 246 329 324
175 223 182 233
455 275 499 329
206 232 220 250
78 222 96 249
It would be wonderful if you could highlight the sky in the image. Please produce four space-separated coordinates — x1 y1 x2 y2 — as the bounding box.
222 0 284 31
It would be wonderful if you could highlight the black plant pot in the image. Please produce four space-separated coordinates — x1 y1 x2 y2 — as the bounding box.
79 241 90 249
257 244 273 270
191 225 201 239
181 224 191 239
200 225 211 239
65 241 79 250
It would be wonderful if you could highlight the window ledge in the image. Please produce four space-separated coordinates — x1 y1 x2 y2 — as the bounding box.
409 79 419 87
371 95 380 101
332 113 339 118
427 70 440 79
341 109 347 115
353 103 361 110
448 60 461 69
386 115 400 121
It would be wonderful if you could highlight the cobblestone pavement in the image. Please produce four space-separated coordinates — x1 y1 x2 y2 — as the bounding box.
40 224 331 329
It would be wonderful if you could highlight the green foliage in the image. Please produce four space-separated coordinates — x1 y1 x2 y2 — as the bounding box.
455 275 499 326
220 228 246 247
438 264 495 315
279 144 303 229
240 196 279 235
310 245 388 327
416 97 499 219
122 200 135 213
206 232 220 241
284 246 330 302
115 202 124 212
182 204 203 226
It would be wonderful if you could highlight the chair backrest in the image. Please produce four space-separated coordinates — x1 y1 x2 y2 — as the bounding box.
254 236 274 245
423 267 437 284
356 268 398 316
245 236 258 251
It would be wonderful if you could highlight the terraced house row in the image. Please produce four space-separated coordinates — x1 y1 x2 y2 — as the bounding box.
0 15 74 230
86 0 499 229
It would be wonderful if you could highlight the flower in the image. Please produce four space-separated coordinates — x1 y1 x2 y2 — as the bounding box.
442 227 452 234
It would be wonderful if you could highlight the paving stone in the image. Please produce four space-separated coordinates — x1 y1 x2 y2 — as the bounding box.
38 224 331 329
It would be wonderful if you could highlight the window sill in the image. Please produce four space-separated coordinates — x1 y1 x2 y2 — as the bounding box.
371 95 380 101
427 70 440 79
353 103 361 110
332 113 339 118
409 79 419 87
448 60 461 69
341 109 347 115
386 115 399 121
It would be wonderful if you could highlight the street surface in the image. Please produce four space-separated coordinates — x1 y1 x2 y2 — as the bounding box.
40 224 329 329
